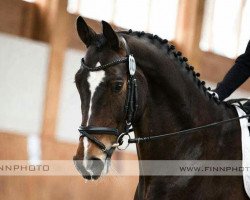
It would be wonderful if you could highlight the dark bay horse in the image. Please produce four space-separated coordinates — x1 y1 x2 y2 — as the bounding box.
73 16 249 199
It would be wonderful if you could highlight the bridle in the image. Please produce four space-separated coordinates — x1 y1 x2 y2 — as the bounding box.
78 54 137 158
78 54 250 158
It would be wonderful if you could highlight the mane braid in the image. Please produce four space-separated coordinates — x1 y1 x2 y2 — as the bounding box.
119 30 232 109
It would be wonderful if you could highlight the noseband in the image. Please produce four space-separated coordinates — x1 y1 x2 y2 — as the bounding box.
78 55 137 158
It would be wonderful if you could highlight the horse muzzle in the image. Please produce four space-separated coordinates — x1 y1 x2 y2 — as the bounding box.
73 155 104 180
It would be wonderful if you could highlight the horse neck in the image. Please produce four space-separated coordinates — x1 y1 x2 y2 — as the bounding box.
123 33 238 160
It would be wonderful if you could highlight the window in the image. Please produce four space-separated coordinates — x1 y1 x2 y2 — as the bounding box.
68 0 179 40
200 0 250 58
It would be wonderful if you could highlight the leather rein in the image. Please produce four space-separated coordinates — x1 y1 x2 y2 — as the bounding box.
78 55 250 156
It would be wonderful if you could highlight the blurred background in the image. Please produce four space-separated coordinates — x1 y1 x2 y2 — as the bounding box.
0 0 249 199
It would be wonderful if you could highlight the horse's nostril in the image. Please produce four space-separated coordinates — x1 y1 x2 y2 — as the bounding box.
89 156 102 161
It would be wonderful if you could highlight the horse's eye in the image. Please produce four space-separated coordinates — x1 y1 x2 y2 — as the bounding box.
112 80 124 93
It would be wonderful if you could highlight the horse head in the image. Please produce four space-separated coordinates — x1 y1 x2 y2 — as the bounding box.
73 16 147 180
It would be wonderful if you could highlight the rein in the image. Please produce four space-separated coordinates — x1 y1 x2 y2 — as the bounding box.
78 55 250 153
128 113 250 144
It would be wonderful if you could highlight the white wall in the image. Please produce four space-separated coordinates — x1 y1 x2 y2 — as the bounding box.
0 33 49 136
56 49 83 143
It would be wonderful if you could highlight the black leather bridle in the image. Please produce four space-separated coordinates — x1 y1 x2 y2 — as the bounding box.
78 55 137 158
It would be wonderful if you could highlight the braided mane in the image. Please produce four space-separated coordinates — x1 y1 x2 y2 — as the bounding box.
119 30 231 108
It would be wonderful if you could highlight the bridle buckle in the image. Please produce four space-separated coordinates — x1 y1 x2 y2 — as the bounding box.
128 55 136 76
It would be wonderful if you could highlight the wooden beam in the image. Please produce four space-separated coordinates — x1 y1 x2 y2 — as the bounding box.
20 1 37 38
35 0 59 42
0 0 36 38
38 0 70 138
175 0 205 68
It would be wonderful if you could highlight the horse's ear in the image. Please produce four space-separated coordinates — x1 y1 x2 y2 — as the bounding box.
102 20 120 50
76 16 96 47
